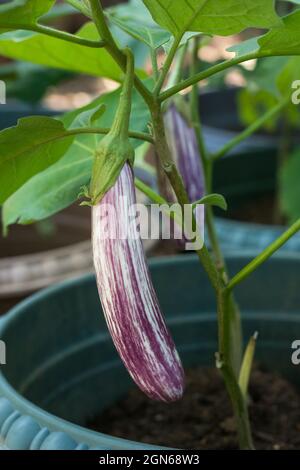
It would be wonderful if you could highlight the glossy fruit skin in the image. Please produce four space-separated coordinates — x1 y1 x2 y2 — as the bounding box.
165 104 205 244
92 163 185 402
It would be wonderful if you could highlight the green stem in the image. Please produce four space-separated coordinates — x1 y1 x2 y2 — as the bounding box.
227 218 300 292
166 41 188 90
151 98 253 450
212 97 289 161
206 207 228 281
88 0 153 107
17 23 105 48
161 48 300 102
190 37 209 167
188 39 229 284
135 178 181 226
109 48 135 140
70 127 154 143
217 358 254 450
159 52 260 102
154 34 183 96
216 289 254 449
17 127 154 153
151 48 159 81
135 178 168 206
154 35 182 96
151 102 220 295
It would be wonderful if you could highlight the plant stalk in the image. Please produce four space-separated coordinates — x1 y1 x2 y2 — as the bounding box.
4 23 105 48
227 217 300 292
154 34 183 96
88 0 153 107
151 100 253 450
188 38 243 374
159 52 260 102
212 97 290 161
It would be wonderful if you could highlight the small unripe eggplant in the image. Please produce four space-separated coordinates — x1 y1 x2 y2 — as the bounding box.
164 104 205 243
92 163 185 402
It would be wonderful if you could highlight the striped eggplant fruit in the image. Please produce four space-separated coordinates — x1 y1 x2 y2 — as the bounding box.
92 163 185 402
165 104 205 242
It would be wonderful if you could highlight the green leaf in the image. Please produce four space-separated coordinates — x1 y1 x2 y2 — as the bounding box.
0 116 74 204
143 0 280 37
107 0 170 49
239 333 258 399
2 150 92 227
192 193 227 211
0 0 55 33
258 10 300 55
240 57 289 97
0 22 123 80
277 56 300 95
236 56 300 130
280 148 300 223
230 11 300 57
237 89 279 131
2 84 151 227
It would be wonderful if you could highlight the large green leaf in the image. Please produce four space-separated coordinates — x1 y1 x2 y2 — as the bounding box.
258 10 300 55
2 83 152 227
3 150 92 226
0 22 122 80
0 0 55 33
143 0 280 37
0 116 73 204
230 11 300 57
107 0 170 49
236 56 300 130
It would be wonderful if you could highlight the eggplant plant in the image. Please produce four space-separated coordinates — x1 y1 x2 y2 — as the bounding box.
1 0 300 450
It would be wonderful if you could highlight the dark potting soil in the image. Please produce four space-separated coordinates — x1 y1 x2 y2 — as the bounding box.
87 367 300 450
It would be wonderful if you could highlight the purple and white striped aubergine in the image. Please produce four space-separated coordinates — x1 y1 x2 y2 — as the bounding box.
92 162 185 402
165 104 206 240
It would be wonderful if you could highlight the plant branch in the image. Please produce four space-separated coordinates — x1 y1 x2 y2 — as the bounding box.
227 218 300 292
151 48 159 81
151 102 220 292
190 37 209 165
73 127 154 143
11 23 106 48
212 97 289 161
166 41 188 91
135 178 167 205
151 98 252 450
12 127 154 155
88 0 153 107
189 38 228 283
154 34 183 96
159 52 260 102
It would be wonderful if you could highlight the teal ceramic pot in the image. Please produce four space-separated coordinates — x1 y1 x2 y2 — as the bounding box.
0 254 299 450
